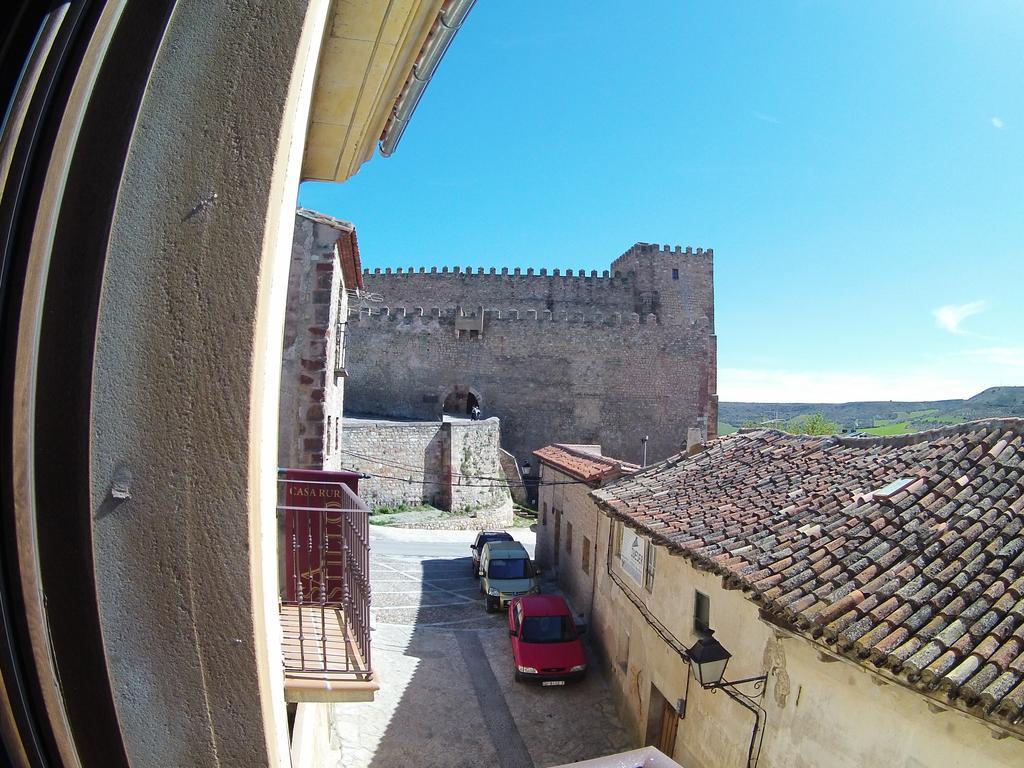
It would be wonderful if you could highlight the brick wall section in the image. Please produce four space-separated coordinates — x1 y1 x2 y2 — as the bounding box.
279 213 348 469
446 419 509 514
342 417 513 520
347 243 717 466
535 463 604 614
341 420 446 509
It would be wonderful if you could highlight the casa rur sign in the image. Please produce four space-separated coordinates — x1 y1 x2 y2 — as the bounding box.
281 468 361 603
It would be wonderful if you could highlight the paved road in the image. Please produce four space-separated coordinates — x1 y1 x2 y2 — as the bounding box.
327 527 631 767
369 526 536 560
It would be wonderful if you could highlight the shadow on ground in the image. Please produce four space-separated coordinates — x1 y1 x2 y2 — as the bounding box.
332 550 632 768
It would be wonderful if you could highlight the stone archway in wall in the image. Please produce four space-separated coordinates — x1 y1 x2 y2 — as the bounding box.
442 386 482 417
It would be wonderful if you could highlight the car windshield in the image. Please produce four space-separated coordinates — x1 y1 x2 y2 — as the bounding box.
480 533 512 548
520 615 576 644
488 557 529 579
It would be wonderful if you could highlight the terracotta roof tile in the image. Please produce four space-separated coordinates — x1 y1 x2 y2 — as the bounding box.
592 419 1024 731
533 444 638 484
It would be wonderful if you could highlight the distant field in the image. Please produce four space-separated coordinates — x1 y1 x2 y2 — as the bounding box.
861 422 913 436
718 386 1024 438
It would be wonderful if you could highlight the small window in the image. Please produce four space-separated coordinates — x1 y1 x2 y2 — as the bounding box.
694 591 711 635
469 329 480 340
582 536 591 575
566 522 573 553
644 540 656 593
672 268 679 280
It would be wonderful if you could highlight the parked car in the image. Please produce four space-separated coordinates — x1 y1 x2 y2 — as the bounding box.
507 595 587 684
470 530 514 577
479 540 539 612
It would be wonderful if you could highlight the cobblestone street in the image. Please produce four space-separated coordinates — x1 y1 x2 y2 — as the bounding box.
325 528 632 767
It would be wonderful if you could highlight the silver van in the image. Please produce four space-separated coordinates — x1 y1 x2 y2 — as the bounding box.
479 540 540 612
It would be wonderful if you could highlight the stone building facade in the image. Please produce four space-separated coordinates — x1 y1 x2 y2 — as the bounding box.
279 209 362 470
344 242 718 466
533 444 638 613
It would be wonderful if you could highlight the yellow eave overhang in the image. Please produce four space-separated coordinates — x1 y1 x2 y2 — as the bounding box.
302 0 445 183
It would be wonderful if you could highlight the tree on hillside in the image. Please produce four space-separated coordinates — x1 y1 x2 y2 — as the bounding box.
744 412 839 435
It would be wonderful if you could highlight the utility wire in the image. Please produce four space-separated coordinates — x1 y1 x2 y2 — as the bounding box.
337 465 596 489
333 446 600 488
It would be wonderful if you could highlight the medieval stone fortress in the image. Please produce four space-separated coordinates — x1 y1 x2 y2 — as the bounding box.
344 242 718 468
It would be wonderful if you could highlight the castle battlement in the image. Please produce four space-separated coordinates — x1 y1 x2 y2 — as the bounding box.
614 242 714 261
363 266 638 282
347 305 716 329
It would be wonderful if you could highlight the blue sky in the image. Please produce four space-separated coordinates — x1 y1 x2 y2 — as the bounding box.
300 1 1024 403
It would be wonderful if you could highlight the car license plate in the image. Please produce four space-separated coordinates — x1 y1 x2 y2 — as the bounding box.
542 680 565 687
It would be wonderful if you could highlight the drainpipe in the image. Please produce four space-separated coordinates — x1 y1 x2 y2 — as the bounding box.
379 0 477 157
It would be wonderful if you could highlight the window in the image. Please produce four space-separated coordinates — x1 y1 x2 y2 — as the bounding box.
672 268 679 280
644 540 656 593
554 509 561 565
694 591 711 635
582 536 591 574
521 616 577 643
488 558 529 579
566 521 573 554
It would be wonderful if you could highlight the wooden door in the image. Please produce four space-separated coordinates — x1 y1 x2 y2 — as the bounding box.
657 697 677 756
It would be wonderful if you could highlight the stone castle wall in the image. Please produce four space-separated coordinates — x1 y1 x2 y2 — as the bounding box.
341 420 447 509
342 417 513 521
345 244 717 467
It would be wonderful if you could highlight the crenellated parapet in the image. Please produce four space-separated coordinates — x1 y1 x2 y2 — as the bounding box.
347 304 720 329
613 242 713 262
362 265 639 282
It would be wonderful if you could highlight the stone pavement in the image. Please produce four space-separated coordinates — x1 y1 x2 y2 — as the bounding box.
326 534 632 767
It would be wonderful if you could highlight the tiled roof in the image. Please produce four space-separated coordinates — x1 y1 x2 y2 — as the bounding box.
297 208 363 290
593 420 1024 731
534 444 638 484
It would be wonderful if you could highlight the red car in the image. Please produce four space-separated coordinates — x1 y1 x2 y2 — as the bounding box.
507 595 587 685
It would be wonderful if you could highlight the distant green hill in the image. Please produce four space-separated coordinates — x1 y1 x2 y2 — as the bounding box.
718 386 1024 436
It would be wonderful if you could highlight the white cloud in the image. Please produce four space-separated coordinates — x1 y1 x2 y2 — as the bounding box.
961 346 1024 369
932 300 987 335
718 367 993 403
752 111 782 125
991 116 1005 129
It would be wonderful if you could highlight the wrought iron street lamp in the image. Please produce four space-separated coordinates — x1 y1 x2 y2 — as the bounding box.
681 631 768 768
687 631 732 687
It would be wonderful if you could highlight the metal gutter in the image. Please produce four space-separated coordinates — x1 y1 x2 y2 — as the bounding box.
379 0 476 157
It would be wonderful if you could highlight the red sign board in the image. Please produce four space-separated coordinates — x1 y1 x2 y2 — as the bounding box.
281 468 361 603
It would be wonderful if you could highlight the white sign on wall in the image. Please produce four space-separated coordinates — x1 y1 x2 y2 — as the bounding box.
620 526 645 585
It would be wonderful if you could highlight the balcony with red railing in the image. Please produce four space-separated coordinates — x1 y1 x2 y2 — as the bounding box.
278 470 378 702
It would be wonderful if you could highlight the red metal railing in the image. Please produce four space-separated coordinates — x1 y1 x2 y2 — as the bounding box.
278 476 371 680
